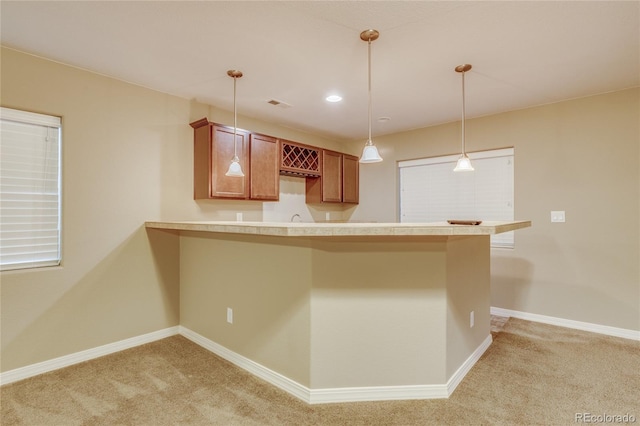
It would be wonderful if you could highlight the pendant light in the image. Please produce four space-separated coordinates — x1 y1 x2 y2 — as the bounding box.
359 29 383 163
225 70 245 177
453 64 474 172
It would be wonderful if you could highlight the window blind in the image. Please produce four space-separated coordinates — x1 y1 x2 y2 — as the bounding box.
1 107 61 270
399 148 514 248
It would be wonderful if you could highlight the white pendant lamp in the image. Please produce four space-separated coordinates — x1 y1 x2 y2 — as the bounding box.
453 64 474 172
225 70 245 177
359 29 383 164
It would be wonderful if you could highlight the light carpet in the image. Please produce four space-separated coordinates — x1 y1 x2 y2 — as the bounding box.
1 318 638 425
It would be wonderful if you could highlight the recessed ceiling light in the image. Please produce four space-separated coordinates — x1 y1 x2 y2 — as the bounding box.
326 95 342 103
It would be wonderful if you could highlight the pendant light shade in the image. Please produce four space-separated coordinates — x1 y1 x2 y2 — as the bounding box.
359 29 383 164
454 155 474 172
225 70 245 177
453 64 474 172
225 158 244 177
361 143 382 163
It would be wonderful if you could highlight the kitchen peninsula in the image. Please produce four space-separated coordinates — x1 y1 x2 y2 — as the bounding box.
145 220 530 403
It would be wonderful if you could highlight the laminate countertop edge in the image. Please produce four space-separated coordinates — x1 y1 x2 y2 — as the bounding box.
144 220 531 237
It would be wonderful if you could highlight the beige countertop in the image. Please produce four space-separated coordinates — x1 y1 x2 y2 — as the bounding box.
144 220 531 237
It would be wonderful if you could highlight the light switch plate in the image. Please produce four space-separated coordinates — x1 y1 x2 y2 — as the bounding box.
551 211 565 223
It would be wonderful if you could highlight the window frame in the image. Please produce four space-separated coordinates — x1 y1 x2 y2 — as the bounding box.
398 147 515 249
0 107 62 271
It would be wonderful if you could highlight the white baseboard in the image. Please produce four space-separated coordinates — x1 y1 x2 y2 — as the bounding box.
309 384 448 404
180 326 492 404
447 334 493 395
491 307 640 341
1 324 493 404
0 326 180 386
310 334 492 404
178 326 311 403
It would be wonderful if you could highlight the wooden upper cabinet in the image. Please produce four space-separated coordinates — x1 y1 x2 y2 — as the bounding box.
342 154 359 204
306 150 359 204
190 118 356 204
250 133 279 201
320 150 343 203
210 124 250 199
191 119 249 199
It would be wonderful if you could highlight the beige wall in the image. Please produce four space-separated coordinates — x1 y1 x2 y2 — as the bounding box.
1 47 185 371
179 232 313 386
2 45 637 377
178 233 489 389
0 47 347 373
310 237 449 387
446 235 490 379
351 88 640 331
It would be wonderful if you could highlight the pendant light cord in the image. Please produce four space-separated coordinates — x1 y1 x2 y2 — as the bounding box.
233 75 238 160
461 69 466 156
367 38 372 145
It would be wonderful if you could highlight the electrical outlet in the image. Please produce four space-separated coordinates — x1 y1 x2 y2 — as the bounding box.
236 212 243 222
470 311 475 328
227 307 233 324
551 211 565 223
326 212 330 221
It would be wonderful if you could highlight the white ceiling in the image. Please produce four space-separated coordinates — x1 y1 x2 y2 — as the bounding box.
1 1 638 142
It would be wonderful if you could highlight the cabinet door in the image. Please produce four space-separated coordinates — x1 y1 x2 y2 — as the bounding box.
250 134 279 200
211 124 249 199
322 150 343 203
342 154 359 204
192 122 213 199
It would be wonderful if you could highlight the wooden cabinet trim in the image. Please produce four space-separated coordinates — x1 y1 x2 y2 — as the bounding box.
189 117 209 129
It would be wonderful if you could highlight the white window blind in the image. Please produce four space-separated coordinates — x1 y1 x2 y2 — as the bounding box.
399 148 514 248
1 107 61 270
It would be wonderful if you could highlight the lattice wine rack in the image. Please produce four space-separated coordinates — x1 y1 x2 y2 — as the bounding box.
280 141 321 176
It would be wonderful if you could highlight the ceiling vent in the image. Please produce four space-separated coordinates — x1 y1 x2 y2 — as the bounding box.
267 99 292 108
